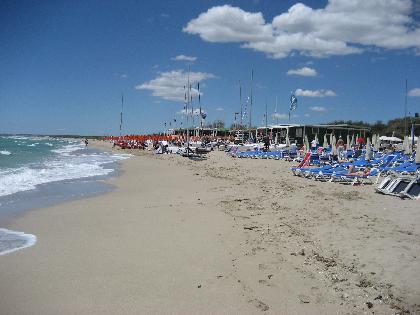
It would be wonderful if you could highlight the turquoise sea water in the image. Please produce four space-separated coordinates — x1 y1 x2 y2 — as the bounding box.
0 135 130 255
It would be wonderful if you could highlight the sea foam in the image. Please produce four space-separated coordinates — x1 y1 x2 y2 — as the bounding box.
0 143 131 197
0 228 37 256
0 150 11 155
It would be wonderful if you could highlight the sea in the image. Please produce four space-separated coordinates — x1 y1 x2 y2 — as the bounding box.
0 135 130 256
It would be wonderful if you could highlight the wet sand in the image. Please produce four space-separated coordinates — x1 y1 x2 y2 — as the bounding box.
0 142 419 314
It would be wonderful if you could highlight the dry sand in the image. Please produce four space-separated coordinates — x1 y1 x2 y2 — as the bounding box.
0 141 419 314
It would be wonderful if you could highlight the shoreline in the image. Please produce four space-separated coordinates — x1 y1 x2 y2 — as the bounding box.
0 146 418 314
0 139 127 255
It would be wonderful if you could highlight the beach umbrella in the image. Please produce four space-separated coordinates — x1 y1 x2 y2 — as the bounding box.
416 141 420 163
304 135 310 153
285 134 290 147
403 136 411 155
350 134 355 147
332 135 337 156
323 134 328 148
329 134 334 148
315 134 319 146
365 137 372 160
346 134 350 150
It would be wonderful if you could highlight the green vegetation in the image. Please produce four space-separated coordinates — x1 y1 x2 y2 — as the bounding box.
327 115 420 138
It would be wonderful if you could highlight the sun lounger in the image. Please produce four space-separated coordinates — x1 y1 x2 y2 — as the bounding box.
399 176 420 200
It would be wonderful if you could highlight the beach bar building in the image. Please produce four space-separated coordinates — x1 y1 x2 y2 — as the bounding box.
255 124 371 145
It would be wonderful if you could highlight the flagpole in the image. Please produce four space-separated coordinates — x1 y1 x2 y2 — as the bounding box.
239 80 243 128
404 79 408 136
119 93 124 137
249 69 254 139
186 66 190 153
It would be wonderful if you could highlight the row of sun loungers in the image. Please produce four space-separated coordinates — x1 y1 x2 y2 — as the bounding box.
227 145 419 198
291 152 419 187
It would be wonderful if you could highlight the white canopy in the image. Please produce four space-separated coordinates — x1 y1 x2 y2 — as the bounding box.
379 136 403 142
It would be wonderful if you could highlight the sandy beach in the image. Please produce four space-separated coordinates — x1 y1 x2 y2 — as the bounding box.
0 141 419 314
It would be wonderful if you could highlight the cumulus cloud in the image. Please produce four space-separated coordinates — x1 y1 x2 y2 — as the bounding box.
408 87 420 96
295 89 336 97
184 1 420 58
135 70 215 102
171 55 197 62
287 67 317 77
272 113 288 119
310 106 327 112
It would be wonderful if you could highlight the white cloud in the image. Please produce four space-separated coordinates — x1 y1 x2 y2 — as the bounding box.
184 1 420 59
171 55 197 62
295 88 336 97
215 107 224 111
310 106 327 112
272 113 288 119
120 74 128 79
408 87 420 96
287 67 317 77
135 70 215 102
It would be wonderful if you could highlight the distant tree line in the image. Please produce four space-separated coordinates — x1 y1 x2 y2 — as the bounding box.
328 114 420 138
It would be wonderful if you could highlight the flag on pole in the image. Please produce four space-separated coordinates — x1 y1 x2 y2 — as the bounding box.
290 92 297 111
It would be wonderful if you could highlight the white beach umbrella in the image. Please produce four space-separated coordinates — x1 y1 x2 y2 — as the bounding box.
350 134 355 147
315 134 319 146
416 141 420 164
365 137 372 160
329 134 334 148
304 135 310 153
346 134 350 150
332 135 337 156
323 134 328 148
376 134 381 148
403 136 411 155
371 134 376 150
285 134 290 147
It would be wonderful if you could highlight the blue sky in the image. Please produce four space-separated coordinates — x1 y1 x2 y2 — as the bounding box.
1 0 419 135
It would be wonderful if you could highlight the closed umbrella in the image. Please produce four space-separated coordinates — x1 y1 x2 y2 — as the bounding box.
350 134 355 147
329 134 334 148
285 134 290 147
304 135 310 153
346 134 350 150
323 134 328 148
416 141 420 163
365 137 372 160
332 135 337 156
403 136 411 155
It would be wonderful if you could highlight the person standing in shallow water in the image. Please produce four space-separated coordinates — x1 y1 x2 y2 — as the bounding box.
84 139 89 147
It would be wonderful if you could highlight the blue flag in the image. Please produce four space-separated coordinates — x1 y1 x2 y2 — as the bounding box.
290 92 297 111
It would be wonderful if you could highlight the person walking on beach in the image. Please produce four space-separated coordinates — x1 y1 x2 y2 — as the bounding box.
84 138 89 147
